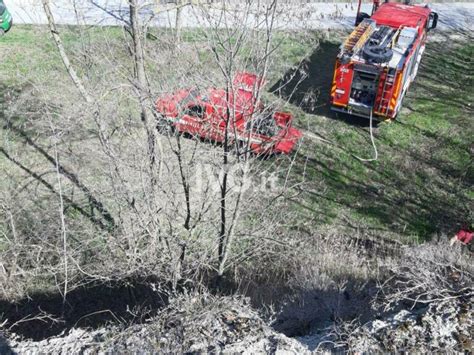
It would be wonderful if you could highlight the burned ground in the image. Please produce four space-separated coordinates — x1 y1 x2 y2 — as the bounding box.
0 279 166 341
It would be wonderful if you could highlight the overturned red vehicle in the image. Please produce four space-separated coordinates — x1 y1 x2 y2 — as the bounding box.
155 73 302 155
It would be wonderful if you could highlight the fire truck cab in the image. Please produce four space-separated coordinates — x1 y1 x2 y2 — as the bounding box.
330 2 438 120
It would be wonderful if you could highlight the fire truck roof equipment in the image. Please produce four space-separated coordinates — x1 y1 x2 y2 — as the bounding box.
371 3 432 30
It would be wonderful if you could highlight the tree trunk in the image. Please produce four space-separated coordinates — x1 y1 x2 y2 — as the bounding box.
129 0 162 182
41 0 92 104
175 0 183 42
217 85 232 281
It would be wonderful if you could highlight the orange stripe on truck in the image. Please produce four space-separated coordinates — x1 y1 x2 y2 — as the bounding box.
330 61 340 97
390 72 403 109
390 98 397 111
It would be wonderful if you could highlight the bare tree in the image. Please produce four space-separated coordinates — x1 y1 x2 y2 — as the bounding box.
129 0 163 184
41 0 92 103
0 0 308 301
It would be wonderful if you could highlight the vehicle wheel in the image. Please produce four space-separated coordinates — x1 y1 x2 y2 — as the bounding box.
362 44 393 64
156 118 175 136
355 12 370 26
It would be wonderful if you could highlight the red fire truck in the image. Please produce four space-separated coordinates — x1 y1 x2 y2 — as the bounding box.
330 1 438 120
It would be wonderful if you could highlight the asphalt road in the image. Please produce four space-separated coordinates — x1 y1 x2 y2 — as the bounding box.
5 0 474 31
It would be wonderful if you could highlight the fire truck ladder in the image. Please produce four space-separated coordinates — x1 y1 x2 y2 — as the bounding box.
377 68 397 115
343 19 376 55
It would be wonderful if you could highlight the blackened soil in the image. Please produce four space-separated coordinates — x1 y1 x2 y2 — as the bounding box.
0 280 167 341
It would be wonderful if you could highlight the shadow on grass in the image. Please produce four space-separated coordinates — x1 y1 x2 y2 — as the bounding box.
0 279 167 341
292 144 469 239
273 281 379 338
270 40 373 128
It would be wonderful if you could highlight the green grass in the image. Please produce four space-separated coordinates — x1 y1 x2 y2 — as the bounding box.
1 25 472 244
279 39 473 240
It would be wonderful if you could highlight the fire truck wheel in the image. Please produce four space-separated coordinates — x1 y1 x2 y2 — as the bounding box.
362 44 393 64
355 12 370 26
